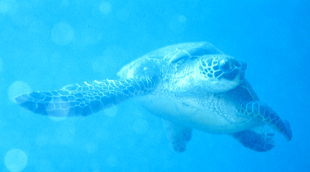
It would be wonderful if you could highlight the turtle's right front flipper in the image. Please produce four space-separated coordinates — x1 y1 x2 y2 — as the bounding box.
14 76 158 117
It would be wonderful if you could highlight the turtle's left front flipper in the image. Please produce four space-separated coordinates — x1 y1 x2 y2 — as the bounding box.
14 77 158 117
239 101 292 141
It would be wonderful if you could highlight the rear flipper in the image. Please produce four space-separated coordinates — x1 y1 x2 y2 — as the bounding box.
14 77 158 117
164 120 192 152
232 127 275 152
239 101 292 141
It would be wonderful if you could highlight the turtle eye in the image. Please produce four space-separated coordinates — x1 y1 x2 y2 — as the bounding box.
219 60 233 72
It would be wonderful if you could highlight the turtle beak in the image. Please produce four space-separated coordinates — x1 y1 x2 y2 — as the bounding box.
240 70 245 81
239 62 247 81
241 62 247 72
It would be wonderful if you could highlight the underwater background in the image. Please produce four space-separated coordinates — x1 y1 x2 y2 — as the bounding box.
0 0 309 171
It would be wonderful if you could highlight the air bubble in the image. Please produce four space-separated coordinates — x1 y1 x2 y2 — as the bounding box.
8 81 31 103
36 160 53 172
169 15 187 33
133 119 149 135
4 149 28 172
51 52 62 63
104 106 118 117
48 115 67 121
51 22 74 45
47 101 70 120
55 124 76 145
106 156 118 167
178 15 187 23
0 0 11 14
36 135 49 147
99 1 112 15
61 0 69 6
85 142 98 154
0 57 2 72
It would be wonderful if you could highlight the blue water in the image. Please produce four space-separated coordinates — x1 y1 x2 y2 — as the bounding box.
1 0 309 171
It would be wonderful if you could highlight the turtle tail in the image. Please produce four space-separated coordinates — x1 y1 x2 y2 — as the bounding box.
14 76 159 117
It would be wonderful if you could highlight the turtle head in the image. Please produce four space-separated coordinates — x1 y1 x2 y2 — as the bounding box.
195 54 247 93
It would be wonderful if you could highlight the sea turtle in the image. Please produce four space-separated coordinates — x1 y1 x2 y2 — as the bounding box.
14 42 292 152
